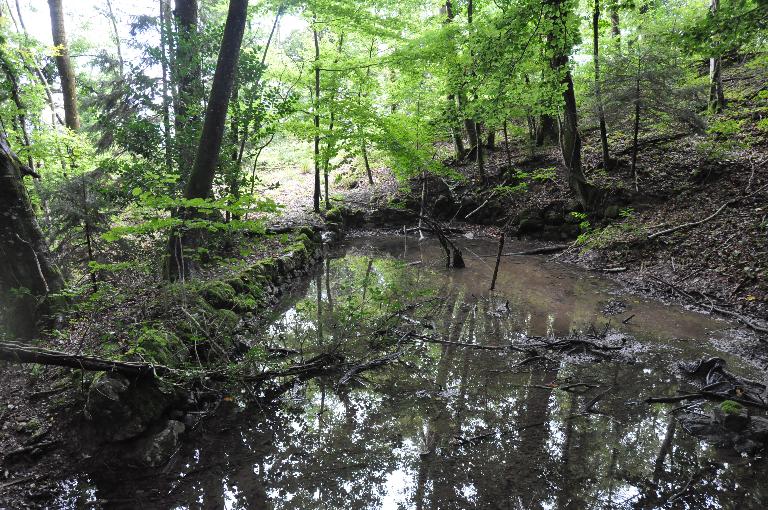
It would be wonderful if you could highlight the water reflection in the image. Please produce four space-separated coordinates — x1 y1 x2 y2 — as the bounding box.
57 236 767 509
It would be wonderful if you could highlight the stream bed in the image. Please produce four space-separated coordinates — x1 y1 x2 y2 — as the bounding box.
56 235 768 509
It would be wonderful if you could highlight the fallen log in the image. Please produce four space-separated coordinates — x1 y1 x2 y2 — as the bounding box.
503 244 570 256
0 341 171 377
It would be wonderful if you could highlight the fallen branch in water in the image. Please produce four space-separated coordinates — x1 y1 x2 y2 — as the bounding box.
336 350 405 388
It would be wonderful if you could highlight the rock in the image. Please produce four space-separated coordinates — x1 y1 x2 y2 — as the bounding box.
565 199 582 212
749 416 768 442
520 207 543 220
136 420 185 468
604 205 620 219
543 209 564 226
719 401 750 432
518 218 544 234
85 373 174 442
433 195 455 219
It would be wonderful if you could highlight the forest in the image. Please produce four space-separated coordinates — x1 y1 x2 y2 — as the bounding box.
0 0 767 507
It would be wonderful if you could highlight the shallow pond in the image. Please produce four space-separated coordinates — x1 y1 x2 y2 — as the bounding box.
57 235 768 509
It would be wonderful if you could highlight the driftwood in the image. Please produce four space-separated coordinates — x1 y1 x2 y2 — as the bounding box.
336 350 404 388
504 244 570 256
490 233 505 290
646 357 768 410
0 341 172 377
417 215 465 268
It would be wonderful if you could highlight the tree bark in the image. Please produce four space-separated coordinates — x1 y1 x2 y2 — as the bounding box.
535 114 558 146
708 0 725 113
0 341 171 377
312 15 321 213
0 138 64 338
546 0 600 209
47 0 80 130
173 0 204 174
104 0 124 76
444 1 467 160
631 52 641 191
159 0 174 175
593 0 611 170
166 0 249 281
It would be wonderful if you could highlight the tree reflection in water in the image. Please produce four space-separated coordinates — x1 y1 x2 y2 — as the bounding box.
58 238 768 509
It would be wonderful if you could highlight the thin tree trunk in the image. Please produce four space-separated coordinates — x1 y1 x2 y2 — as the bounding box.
631 51 641 192
475 121 485 184
485 128 495 150
609 0 620 39
503 120 512 170
0 48 34 169
322 32 344 211
0 139 64 338
362 139 373 185
166 0 249 281
444 1 466 160
536 114 558 146
104 0 124 76
173 0 203 175
312 15 321 213
593 0 611 170
547 0 600 209
708 0 725 113
159 0 174 175
47 0 80 130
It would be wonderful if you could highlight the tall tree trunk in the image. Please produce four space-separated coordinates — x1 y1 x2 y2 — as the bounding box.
0 48 34 170
593 0 611 170
159 0 174 175
444 1 466 160
47 0 80 131
475 121 485 183
631 51 641 192
546 0 600 210
166 0 249 281
322 32 345 211
104 0 124 76
0 138 64 338
536 114 558 146
173 0 203 175
485 128 495 150
503 120 513 170
312 15 321 213
708 0 725 113
609 0 620 39
361 139 373 185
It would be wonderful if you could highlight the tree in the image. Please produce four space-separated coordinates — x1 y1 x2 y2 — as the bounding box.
708 0 725 113
593 0 611 170
173 0 204 175
545 0 601 209
0 138 63 338
166 0 250 281
47 0 79 130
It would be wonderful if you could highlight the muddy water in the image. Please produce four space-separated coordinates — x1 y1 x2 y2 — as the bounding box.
57 235 768 509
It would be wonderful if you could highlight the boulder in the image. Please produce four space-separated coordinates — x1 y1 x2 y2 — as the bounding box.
85 373 174 442
518 218 544 234
135 420 186 468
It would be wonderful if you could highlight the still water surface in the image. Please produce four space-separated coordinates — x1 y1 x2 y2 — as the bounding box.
57 235 768 509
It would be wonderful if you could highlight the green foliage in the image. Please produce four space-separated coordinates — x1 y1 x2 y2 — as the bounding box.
576 210 647 252
720 400 745 415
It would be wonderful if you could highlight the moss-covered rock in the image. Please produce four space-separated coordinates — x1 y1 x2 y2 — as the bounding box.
201 281 237 309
